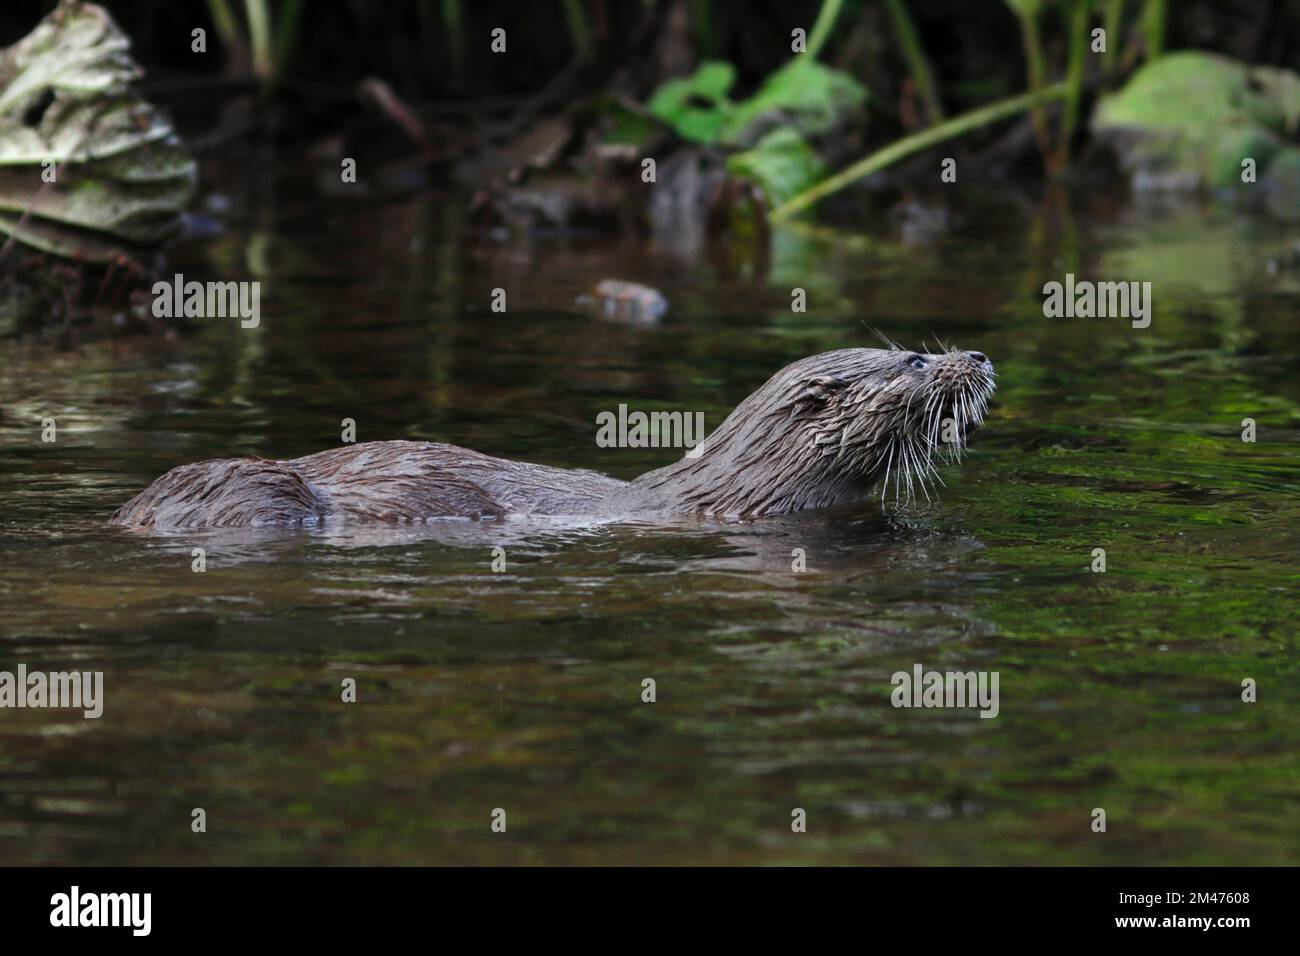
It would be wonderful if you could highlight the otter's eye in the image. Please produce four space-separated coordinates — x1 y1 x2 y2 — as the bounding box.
908 355 927 370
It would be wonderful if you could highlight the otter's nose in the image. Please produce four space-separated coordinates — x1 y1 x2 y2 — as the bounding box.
968 351 990 366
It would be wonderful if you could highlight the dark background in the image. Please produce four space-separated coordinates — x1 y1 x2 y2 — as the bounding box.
3 0 1295 148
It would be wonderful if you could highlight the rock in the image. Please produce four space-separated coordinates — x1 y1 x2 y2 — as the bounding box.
0 0 197 261
1092 51 1300 218
576 280 669 324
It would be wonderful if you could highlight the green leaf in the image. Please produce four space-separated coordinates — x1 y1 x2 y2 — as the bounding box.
720 59 867 147
726 127 826 205
585 94 668 150
645 60 736 144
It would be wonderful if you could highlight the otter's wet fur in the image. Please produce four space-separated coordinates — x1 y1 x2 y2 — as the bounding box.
110 347 995 530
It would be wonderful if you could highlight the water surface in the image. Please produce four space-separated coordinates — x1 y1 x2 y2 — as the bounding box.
1 181 1297 864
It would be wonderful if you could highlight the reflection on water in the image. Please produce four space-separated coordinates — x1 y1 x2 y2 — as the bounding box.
1 180 1297 864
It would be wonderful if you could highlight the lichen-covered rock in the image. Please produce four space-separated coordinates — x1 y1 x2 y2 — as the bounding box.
0 0 196 260
1092 52 1300 217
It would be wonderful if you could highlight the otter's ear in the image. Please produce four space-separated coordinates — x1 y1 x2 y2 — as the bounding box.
794 374 848 407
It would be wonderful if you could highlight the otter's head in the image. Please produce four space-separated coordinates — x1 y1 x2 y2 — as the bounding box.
639 346 996 516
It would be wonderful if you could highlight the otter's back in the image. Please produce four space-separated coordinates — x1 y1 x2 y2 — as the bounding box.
289 441 629 520
110 458 327 530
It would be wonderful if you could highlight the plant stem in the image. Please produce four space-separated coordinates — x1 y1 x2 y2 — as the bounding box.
206 0 241 49
561 0 594 61
1103 0 1123 70
273 0 304 85
1055 0 1089 168
439 0 464 76
882 0 943 123
805 0 845 61
771 84 1069 221
1017 7 1054 171
688 0 714 57
1142 0 1165 59
243 0 272 82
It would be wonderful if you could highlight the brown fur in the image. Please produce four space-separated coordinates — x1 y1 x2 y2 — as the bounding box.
110 347 995 530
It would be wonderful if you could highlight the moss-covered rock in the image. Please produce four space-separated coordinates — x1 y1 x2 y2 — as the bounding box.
1092 52 1300 217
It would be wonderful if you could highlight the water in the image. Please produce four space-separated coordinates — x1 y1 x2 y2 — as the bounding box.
1 180 1297 864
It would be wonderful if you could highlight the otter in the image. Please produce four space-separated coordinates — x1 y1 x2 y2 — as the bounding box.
110 347 995 530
